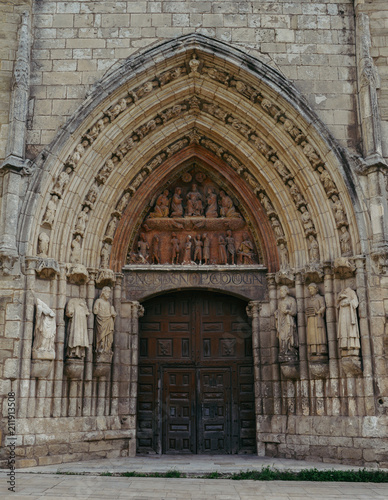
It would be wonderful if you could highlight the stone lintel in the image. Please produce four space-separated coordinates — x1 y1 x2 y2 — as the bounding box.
123 264 268 302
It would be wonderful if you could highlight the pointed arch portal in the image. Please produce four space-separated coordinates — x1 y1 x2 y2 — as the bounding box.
21 33 365 276
17 35 375 461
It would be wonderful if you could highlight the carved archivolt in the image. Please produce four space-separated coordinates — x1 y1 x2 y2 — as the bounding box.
37 53 352 268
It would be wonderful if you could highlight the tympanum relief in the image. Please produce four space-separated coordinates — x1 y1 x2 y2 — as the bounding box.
126 168 259 266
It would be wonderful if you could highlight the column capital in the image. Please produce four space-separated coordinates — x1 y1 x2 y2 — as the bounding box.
246 300 261 319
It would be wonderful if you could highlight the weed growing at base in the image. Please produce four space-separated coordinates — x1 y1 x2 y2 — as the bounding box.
56 466 388 482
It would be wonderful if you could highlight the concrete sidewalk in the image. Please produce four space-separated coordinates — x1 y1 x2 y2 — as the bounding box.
17 454 384 475
1 472 388 499
1 456 388 499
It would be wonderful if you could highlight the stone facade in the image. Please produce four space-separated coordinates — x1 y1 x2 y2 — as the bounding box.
1 0 388 468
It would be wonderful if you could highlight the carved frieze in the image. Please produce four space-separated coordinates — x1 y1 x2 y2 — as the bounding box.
126 167 259 267
123 267 268 302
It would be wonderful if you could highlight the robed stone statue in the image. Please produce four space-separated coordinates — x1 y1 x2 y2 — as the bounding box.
306 283 328 357
337 287 360 355
275 285 298 360
33 298 56 359
66 298 90 358
93 286 116 355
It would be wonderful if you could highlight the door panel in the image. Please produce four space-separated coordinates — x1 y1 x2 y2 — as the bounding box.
137 292 256 455
198 368 230 454
163 369 195 454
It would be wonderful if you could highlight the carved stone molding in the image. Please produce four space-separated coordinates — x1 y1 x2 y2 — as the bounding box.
30 359 53 379
333 257 356 279
309 361 329 379
64 359 84 380
66 263 89 284
35 257 60 280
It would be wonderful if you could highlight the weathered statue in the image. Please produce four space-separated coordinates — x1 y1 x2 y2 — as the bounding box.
38 232 50 257
116 192 130 214
106 217 118 239
275 286 298 357
100 242 111 269
308 235 319 262
306 283 328 357
70 235 82 264
66 298 90 358
203 233 210 264
171 187 183 217
52 167 72 197
137 233 149 263
238 233 254 264
218 235 227 264
259 193 275 213
182 235 192 264
42 194 59 226
193 234 203 263
337 288 360 354
93 287 116 354
75 207 89 235
171 232 180 264
271 217 284 238
332 195 347 226
206 187 218 218
151 235 160 264
33 298 56 358
225 229 236 264
300 206 314 232
149 190 170 218
339 226 352 256
186 184 203 216
219 190 240 218
278 242 289 270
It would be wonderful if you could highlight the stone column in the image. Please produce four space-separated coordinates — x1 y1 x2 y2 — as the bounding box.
53 265 67 417
19 257 36 418
0 12 32 274
246 300 264 456
267 274 281 414
355 9 388 265
354 256 375 415
323 264 340 415
295 272 309 416
129 301 144 417
111 273 123 416
247 300 261 413
83 269 97 416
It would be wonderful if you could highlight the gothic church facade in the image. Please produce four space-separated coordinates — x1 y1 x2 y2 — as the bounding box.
1 0 388 467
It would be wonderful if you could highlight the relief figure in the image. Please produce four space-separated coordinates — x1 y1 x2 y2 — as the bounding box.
149 190 170 218
33 298 56 358
203 233 210 264
171 187 183 218
66 298 90 359
225 230 236 265
93 287 116 354
206 187 218 218
171 232 180 264
306 283 328 357
275 286 298 357
193 234 203 264
337 288 360 354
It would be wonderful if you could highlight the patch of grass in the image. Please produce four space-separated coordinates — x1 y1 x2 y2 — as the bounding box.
54 466 388 482
203 471 221 479
227 466 388 483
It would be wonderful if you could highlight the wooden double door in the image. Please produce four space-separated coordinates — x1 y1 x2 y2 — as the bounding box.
137 292 256 455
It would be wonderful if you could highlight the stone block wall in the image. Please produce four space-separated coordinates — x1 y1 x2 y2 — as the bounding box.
257 415 388 467
0 0 360 162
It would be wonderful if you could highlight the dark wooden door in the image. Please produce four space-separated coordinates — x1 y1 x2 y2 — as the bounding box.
137 291 256 455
